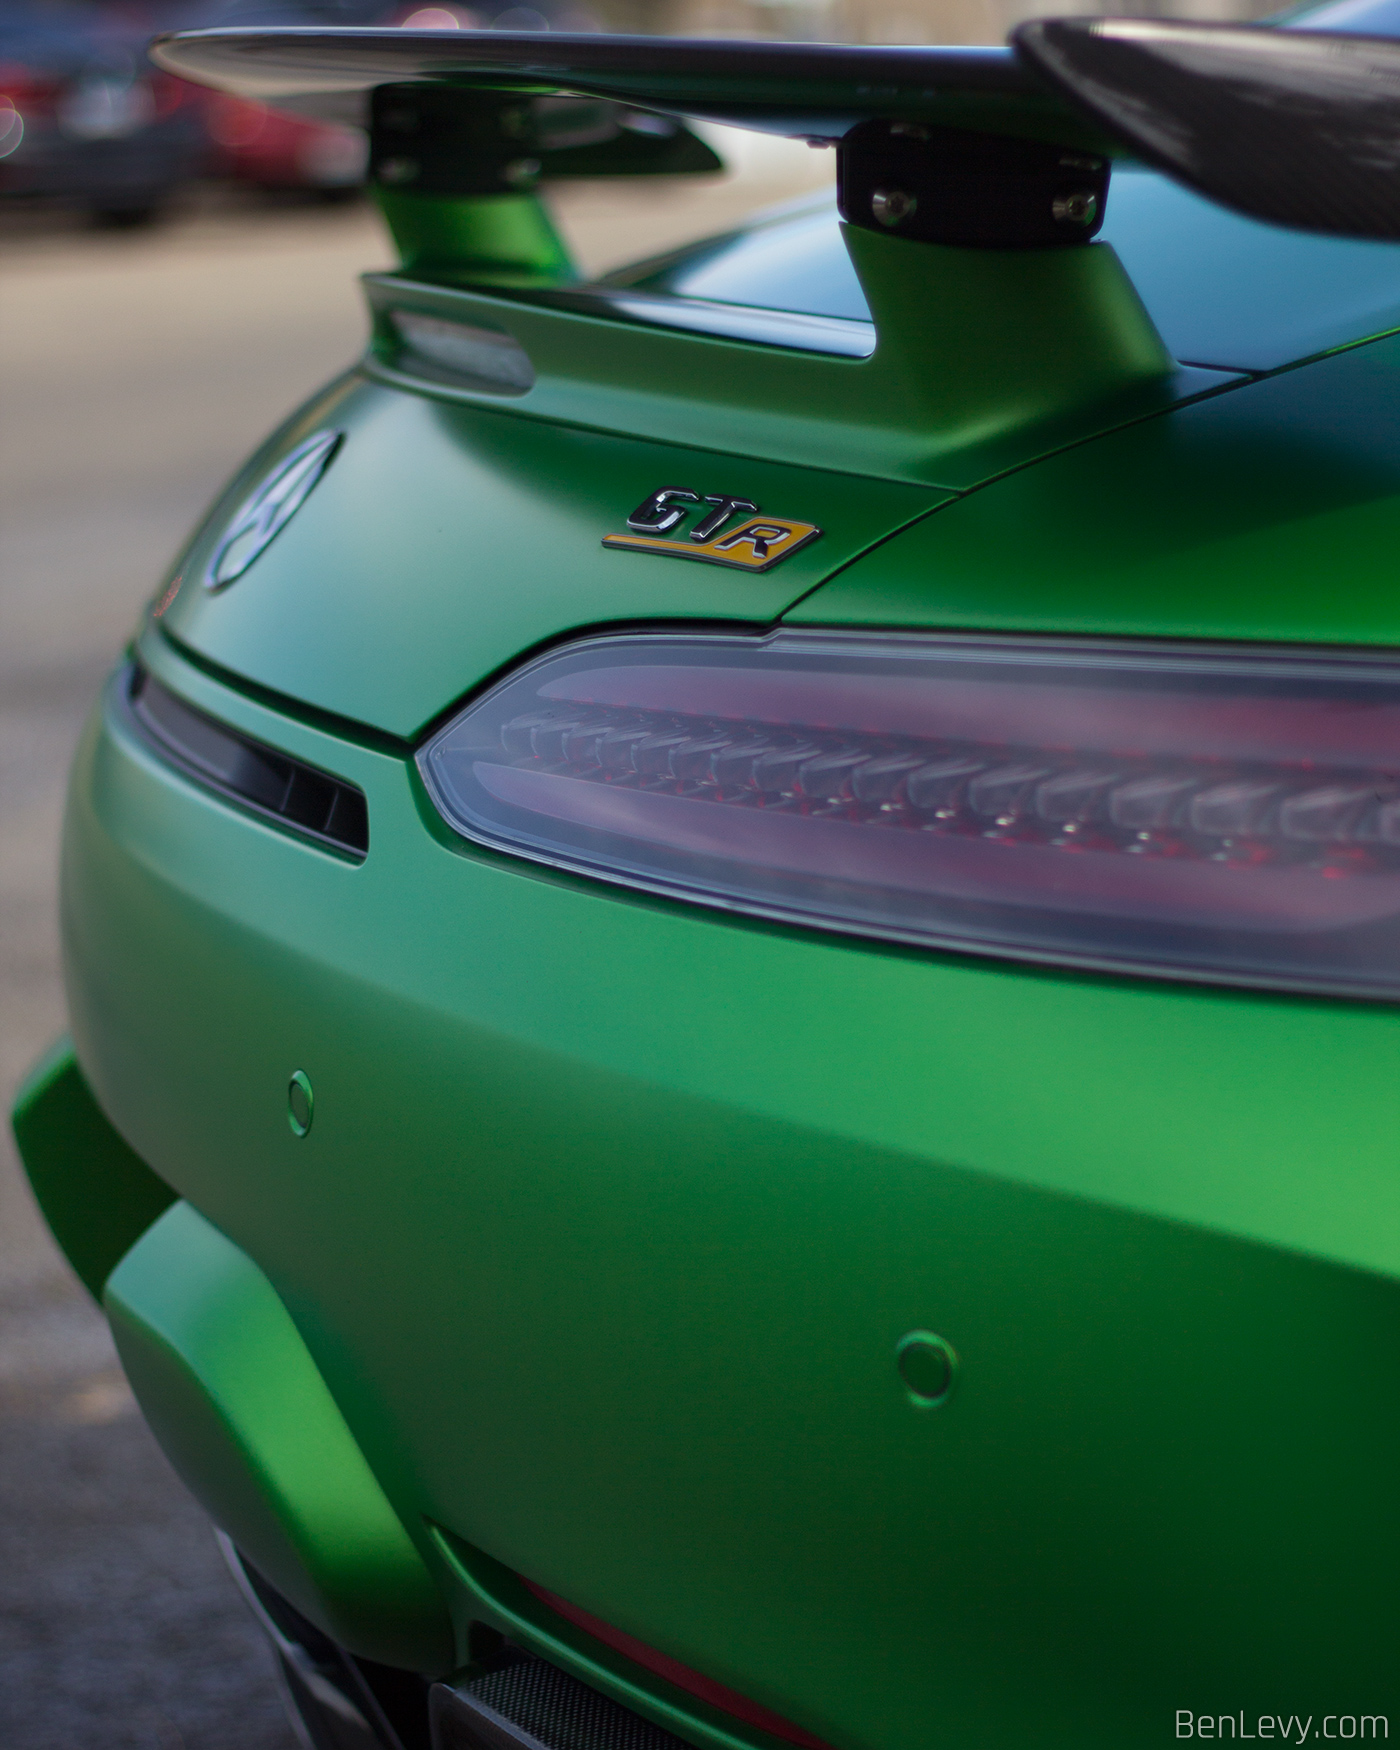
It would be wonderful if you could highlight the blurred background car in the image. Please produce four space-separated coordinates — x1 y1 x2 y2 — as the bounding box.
0 0 207 224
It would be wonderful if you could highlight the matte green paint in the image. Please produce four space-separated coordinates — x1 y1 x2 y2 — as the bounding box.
375 188 575 288
10 1035 175 1300
792 327 1400 646
155 376 946 739
839 225 1172 463
58 649 1400 1745
361 229 1230 491
104 1199 454 1673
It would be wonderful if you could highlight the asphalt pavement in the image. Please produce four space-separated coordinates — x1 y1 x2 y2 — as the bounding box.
0 141 830 1749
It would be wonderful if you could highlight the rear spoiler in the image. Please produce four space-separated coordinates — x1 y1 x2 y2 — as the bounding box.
147 19 1400 482
151 19 1400 243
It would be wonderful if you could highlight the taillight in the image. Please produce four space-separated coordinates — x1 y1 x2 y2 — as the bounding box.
418 631 1400 998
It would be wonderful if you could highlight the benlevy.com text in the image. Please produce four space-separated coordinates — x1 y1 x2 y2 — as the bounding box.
1178 1717 1388 1741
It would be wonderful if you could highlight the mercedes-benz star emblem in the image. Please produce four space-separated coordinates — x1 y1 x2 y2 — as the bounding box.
205 430 342 591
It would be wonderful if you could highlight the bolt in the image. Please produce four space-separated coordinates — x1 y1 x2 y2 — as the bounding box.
1052 189 1098 225
377 155 420 185
871 187 917 228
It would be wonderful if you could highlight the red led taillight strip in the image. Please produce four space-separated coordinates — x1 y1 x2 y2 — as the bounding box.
522 1579 835 1750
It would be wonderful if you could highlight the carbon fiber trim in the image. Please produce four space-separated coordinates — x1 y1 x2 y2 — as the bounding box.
431 1655 691 1750
1017 18 1400 239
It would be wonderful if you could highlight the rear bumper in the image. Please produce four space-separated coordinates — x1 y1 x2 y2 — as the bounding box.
48 636 1400 1745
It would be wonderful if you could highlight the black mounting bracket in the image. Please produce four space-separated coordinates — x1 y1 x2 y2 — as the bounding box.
837 119 1109 249
369 85 720 198
372 86 539 197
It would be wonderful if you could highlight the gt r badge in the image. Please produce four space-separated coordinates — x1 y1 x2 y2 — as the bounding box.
604 487 822 572
205 430 342 591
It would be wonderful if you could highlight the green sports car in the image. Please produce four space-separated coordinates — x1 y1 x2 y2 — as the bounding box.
14 8 1400 1747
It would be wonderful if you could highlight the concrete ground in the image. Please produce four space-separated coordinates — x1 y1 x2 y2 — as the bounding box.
0 138 831 1748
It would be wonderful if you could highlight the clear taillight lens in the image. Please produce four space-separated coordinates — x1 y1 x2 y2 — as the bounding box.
418 631 1400 997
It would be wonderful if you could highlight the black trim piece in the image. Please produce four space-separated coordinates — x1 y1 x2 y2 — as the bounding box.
369 85 722 197
217 1534 427 1750
124 664 369 860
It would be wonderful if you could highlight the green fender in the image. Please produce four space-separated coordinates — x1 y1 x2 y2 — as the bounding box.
104 1199 454 1674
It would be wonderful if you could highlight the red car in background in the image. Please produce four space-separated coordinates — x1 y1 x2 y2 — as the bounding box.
198 6 473 196
204 89 366 192
201 1 600 195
